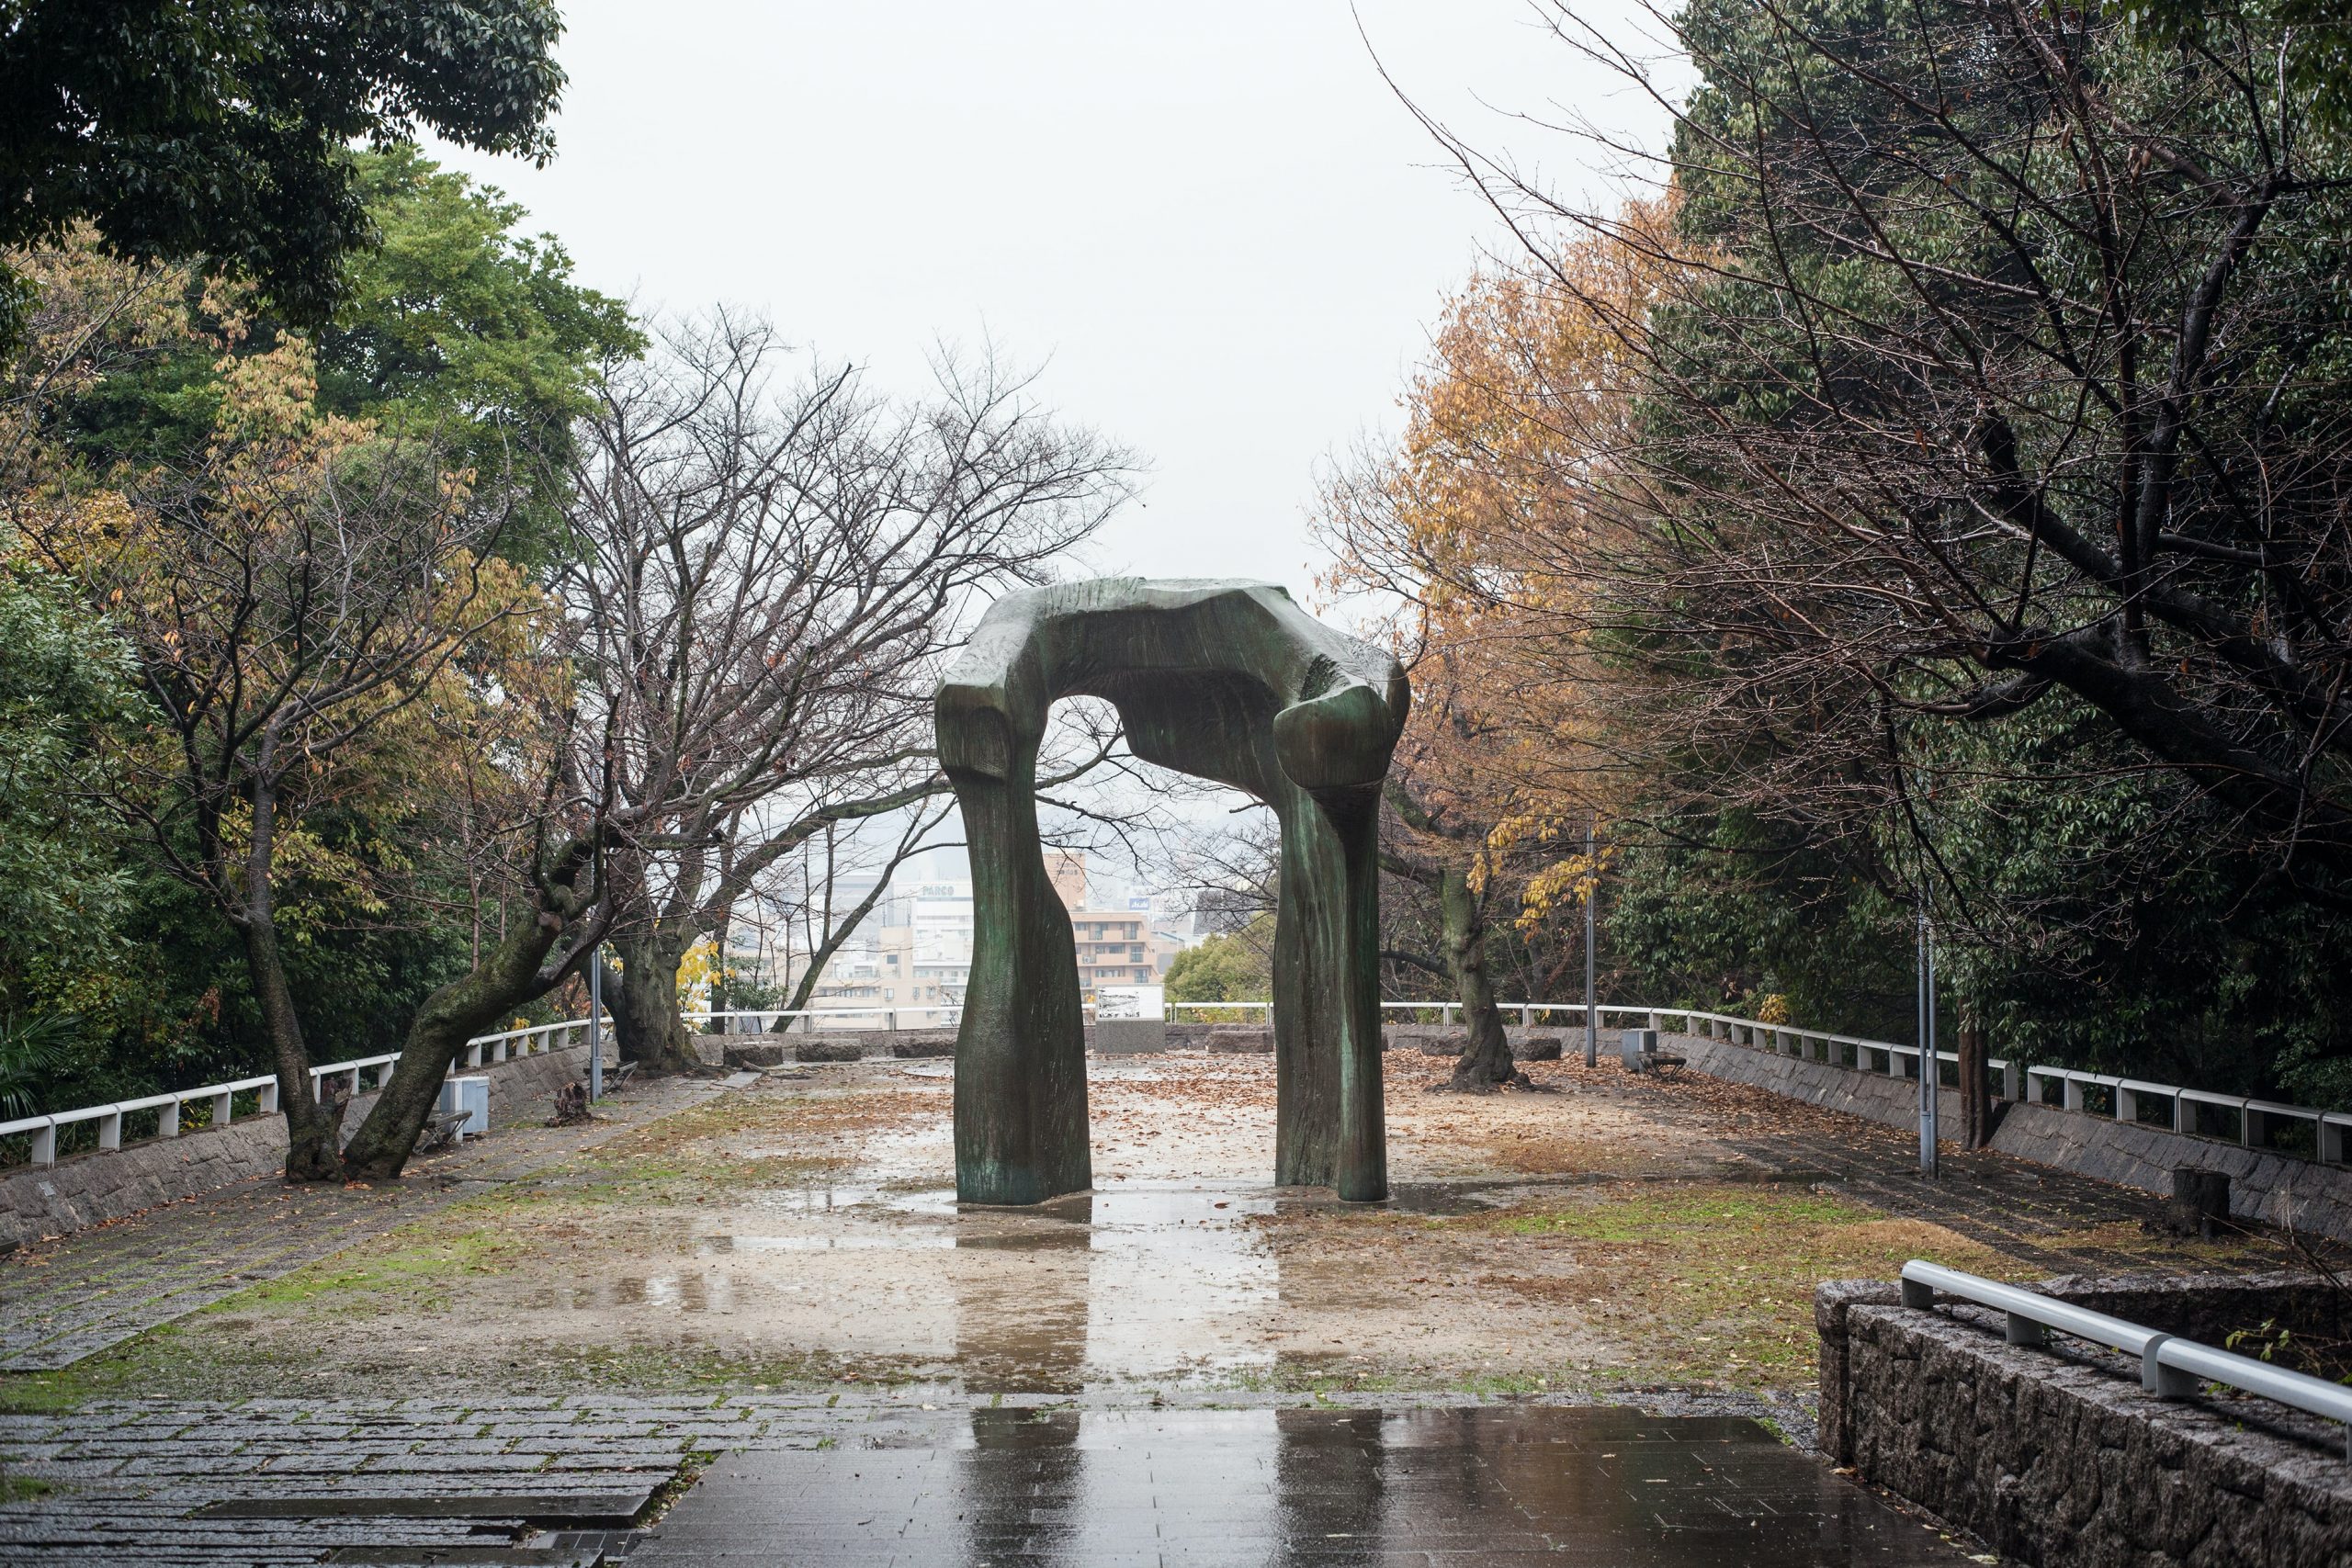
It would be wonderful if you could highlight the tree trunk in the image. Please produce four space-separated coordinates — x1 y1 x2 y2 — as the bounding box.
784 870 899 1013
342 906 586 1179
612 932 705 1074
1957 1020 1993 1150
243 913 345 1181
707 910 730 1033
1441 864 1521 1091
235 756 344 1183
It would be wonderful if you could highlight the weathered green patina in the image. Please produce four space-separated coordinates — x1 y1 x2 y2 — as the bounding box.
936 579 1409 1204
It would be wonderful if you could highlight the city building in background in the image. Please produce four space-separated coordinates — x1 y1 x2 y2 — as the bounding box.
743 850 1201 1015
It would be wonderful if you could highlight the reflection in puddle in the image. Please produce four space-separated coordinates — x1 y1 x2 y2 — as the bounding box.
638 1408 1971 1567
588 1272 729 1313
701 1235 953 1252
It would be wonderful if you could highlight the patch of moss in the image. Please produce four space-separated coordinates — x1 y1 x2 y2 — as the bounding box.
0 1472 56 1504
0 1323 220 1413
1490 1188 1878 1240
238 1225 519 1312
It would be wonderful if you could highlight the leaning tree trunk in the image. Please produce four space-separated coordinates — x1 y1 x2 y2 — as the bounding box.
612 932 706 1075
1440 865 1521 1091
341 907 579 1179
241 910 345 1182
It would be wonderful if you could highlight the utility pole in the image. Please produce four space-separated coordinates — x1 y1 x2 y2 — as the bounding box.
1917 898 1938 1177
588 943 605 1102
1583 816 1599 1068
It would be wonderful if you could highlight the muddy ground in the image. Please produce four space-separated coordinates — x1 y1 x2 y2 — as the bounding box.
48 1050 2272 1404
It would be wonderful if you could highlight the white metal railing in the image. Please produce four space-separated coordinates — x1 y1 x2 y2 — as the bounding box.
0 1001 989 1169
1171 998 2348 1167
1514 1001 2347 1169
10 993 2345 1174
1898 1259 2352 1459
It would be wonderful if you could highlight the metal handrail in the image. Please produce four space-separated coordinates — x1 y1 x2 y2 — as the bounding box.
9 993 2350 1175
1899 1260 2352 1459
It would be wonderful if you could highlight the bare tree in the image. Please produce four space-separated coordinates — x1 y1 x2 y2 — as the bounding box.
565 315 1134 1069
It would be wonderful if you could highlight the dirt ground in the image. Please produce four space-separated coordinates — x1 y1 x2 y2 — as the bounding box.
65 1049 2277 1404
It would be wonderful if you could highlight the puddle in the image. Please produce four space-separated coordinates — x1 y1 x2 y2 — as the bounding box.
631 1407 1975 1565
703 1235 954 1252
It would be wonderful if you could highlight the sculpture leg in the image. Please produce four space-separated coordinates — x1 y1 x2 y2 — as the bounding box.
1327 786 1388 1202
1272 795 1342 1188
948 745 1091 1205
1271 784 1388 1200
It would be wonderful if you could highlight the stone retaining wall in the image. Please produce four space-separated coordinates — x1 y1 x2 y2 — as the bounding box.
1817 1272 2352 1568
0 1043 589 1251
1671 1030 2352 1244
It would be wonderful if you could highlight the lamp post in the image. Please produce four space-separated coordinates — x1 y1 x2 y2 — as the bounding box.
588 943 605 1103
1917 897 1938 1177
1583 816 1599 1069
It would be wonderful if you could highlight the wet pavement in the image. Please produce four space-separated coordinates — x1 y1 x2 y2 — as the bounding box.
0 1398 1973 1565
3 1046 2281 1561
635 1405 1972 1566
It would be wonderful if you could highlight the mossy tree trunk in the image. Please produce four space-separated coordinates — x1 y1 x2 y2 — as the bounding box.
1437 863 1521 1090
338 836 600 1180
612 930 705 1075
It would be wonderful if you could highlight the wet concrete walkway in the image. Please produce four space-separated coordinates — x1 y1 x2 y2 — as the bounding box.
638 1405 1968 1566
0 1398 1973 1565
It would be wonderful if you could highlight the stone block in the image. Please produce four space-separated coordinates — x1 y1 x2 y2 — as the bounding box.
723 1043 786 1069
890 1035 955 1059
1092 1019 1167 1055
1207 1027 1273 1055
793 1041 864 1064
1511 1035 1564 1063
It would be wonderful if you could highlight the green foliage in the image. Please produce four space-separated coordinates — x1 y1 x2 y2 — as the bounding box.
47 146 639 520
0 0 566 352
318 146 641 547
0 1013 80 1119
3 150 632 1115
1604 814 1915 1043
2131 0 2352 141
1163 928 1272 1005
0 559 145 1060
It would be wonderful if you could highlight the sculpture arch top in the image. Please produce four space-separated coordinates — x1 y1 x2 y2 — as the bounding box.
936 578 1409 1205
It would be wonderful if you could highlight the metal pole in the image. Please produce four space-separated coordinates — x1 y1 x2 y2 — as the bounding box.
1917 901 1938 1177
1583 817 1599 1068
588 944 605 1102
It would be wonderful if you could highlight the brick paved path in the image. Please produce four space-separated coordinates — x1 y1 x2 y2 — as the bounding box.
0 1076 728 1372
0 1393 855 1564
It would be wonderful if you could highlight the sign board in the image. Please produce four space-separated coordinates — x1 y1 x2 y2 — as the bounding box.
1094 984 1165 1021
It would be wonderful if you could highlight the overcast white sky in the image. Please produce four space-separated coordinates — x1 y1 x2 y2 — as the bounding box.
429 1 1668 598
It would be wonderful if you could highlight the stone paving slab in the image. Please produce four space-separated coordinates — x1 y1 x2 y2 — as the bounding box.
0 1075 731 1372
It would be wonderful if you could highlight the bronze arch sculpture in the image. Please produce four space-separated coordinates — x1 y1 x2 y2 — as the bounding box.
935 578 1410 1206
